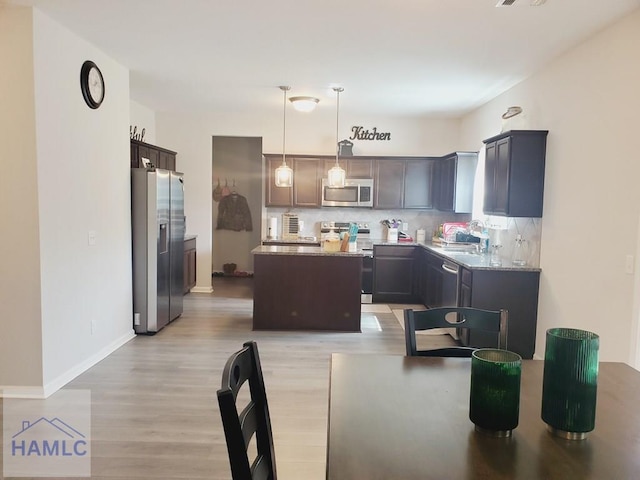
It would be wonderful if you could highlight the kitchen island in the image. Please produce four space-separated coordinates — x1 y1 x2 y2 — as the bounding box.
251 245 364 332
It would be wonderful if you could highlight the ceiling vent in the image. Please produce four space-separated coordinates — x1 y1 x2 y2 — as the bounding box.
496 0 517 5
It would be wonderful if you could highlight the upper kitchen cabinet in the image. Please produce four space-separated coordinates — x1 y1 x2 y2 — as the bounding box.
322 157 374 179
404 158 436 209
374 158 406 209
265 154 322 208
483 130 548 217
265 155 293 207
131 139 176 171
292 157 322 208
346 158 374 178
434 152 478 213
374 157 436 209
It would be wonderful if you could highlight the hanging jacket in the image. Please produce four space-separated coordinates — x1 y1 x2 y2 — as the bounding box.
216 193 253 231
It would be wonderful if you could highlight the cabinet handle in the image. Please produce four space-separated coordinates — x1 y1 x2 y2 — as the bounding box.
442 263 458 275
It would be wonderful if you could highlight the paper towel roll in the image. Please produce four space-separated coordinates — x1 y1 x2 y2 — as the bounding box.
268 217 278 238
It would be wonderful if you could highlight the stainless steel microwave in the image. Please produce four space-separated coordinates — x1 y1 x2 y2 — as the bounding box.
321 178 374 207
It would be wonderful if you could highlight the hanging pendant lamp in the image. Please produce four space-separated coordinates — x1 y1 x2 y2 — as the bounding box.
328 86 346 188
275 86 293 187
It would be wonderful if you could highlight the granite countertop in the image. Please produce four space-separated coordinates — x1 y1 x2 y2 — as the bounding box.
251 241 541 271
185 234 197 241
370 239 541 272
262 238 320 245
252 245 365 257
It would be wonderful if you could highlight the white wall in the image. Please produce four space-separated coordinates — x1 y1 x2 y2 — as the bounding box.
157 108 461 289
0 7 135 397
0 6 44 391
130 99 156 144
32 9 135 394
460 8 640 363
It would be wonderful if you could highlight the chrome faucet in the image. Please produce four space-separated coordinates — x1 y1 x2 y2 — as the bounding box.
468 219 485 233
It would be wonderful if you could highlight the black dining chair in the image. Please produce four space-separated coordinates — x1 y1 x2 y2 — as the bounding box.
217 341 277 480
404 307 508 357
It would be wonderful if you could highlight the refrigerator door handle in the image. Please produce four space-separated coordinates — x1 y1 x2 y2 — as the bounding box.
159 223 168 254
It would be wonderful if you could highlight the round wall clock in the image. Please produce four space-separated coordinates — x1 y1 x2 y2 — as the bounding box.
80 60 105 109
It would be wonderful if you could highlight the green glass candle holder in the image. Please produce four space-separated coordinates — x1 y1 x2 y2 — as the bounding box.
541 328 599 440
469 349 522 437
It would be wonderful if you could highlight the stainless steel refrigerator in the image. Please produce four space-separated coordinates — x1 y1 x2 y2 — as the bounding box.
131 168 184 334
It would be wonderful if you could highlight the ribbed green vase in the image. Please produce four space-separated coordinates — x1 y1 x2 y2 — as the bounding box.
469 349 522 436
541 328 599 439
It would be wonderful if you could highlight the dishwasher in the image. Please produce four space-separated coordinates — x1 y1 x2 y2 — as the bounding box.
441 260 459 307
441 260 461 340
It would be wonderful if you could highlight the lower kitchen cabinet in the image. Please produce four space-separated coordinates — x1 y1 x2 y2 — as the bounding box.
183 237 197 294
373 245 417 303
458 267 540 359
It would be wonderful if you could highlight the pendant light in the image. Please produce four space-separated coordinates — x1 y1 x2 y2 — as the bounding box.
275 86 293 187
327 86 346 188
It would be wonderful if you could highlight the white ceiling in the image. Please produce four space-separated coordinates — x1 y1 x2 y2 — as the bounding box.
8 0 640 117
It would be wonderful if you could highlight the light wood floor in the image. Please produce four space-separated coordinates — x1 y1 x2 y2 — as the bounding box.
2 278 455 480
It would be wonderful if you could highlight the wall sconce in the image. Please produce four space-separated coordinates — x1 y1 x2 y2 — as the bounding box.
275 86 293 187
289 96 320 112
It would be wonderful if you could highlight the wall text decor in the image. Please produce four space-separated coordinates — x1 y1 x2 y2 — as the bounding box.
349 126 391 141
130 125 146 142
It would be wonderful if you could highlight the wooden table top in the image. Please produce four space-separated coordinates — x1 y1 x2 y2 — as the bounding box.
326 354 640 480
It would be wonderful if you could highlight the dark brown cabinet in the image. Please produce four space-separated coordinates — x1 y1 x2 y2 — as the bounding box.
292 157 322 208
265 155 294 207
374 157 436 210
265 155 322 207
457 266 540 359
372 245 417 303
434 152 477 213
346 158 374 178
264 154 442 210
131 139 176 171
183 237 196 294
322 157 374 179
404 159 435 209
483 130 548 217
374 159 406 209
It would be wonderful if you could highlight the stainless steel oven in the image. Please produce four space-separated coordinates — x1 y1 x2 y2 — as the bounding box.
320 221 372 302
321 178 374 207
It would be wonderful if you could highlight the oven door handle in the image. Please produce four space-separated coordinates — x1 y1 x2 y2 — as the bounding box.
441 263 458 275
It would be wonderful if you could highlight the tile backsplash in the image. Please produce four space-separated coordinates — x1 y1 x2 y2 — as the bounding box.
263 209 542 268
265 207 471 241
484 216 542 268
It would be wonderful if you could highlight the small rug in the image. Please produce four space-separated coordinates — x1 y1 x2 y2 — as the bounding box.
392 308 453 336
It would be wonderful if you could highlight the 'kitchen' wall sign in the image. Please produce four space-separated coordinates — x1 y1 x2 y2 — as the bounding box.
349 126 391 141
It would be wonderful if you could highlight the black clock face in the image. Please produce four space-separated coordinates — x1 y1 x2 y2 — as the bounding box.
80 60 104 109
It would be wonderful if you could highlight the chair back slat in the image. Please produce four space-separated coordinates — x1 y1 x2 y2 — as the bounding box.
404 307 508 357
217 341 277 480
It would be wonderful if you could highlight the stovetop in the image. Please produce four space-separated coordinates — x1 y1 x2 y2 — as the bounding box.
320 221 370 234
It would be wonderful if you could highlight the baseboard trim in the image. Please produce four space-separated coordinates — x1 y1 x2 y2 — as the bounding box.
190 286 213 293
0 385 46 399
0 329 136 399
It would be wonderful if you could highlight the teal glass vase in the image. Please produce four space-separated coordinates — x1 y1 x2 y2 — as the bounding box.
469 349 522 437
541 328 599 440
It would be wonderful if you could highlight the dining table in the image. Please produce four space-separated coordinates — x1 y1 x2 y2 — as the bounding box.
326 353 640 480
